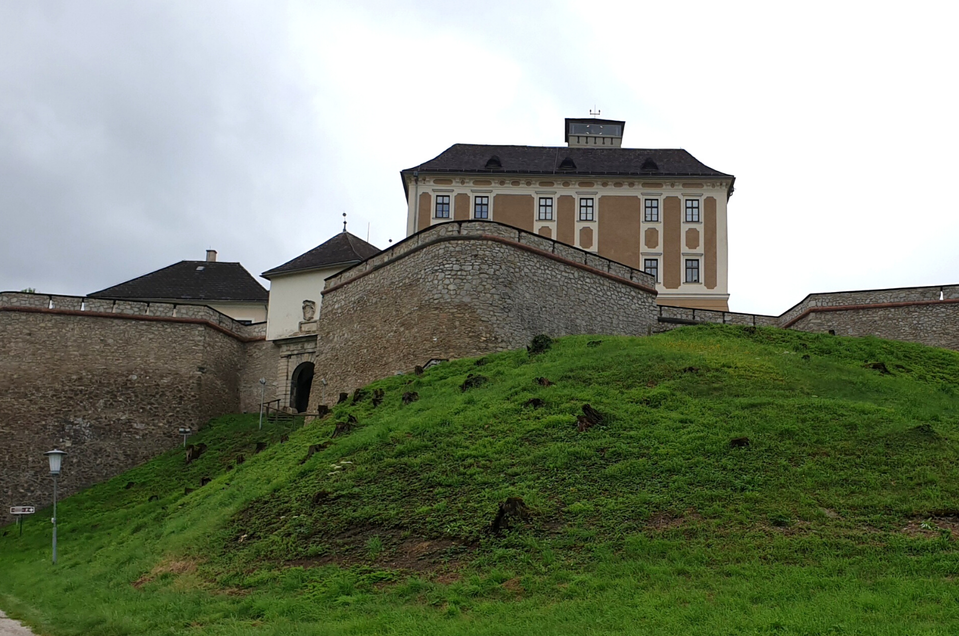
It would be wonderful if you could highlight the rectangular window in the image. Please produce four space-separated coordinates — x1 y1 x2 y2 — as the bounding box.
435 195 450 219
644 258 659 282
579 197 594 221
685 199 700 222
473 195 489 219
644 199 659 222
685 259 700 283
538 197 554 221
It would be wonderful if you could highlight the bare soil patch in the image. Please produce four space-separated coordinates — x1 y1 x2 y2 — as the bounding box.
133 558 198 589
647 511 702 530
287 525 472 574
902 515 959 539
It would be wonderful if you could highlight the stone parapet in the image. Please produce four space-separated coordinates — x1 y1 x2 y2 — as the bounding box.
310 224 660 403
655 305 778 332
778 284 959 328
323 220 657 294
655 283 959 352
0 292 259 341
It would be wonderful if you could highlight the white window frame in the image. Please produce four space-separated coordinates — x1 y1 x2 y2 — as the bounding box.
685 258 701 283
434 194 451 219
578 197 595 222
643 258 659 283
473 194 490 220
537 196 554 221
644 198 660 223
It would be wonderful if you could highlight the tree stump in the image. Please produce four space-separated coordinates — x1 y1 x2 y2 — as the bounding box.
490 497 531 534
577 404 605 432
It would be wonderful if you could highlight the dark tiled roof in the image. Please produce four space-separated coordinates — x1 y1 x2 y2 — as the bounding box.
262 232 380 279
402 144 733 195
89 261 268 302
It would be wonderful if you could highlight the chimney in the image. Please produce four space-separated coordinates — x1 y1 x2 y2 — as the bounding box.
206 250 217 262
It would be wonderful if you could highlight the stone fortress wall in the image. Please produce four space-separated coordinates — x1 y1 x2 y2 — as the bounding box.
0 293 277 524
2 227 958 525
654 283 959 351
309 221 659 403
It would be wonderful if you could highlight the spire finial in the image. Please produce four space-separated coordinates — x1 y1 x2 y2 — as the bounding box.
342 212 347 232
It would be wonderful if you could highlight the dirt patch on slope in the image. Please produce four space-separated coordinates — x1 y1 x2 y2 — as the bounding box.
902 515 959 539
287 525 471 574
132 558 198 589
647 511 703 530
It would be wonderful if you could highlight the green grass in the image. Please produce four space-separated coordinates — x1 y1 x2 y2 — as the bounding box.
3 325 959 634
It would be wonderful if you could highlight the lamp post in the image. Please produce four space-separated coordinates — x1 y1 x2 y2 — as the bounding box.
44 449 66 565
258 378 267 430
178 427 192 448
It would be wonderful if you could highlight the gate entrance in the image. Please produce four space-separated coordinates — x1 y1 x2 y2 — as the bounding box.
290 362 314 413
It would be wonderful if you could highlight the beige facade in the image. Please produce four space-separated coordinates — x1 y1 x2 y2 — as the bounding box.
404 175 731 311
264 265 342 341
402 118 732 311
205 301 268 324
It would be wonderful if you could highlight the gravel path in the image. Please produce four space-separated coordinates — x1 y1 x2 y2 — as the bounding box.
0 611 37 636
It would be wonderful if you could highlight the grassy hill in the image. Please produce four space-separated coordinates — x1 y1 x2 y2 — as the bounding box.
3 325 959 635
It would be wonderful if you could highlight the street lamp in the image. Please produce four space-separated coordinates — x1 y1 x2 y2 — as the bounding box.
258 378 267 430
178 427 192 448
44 449 66 565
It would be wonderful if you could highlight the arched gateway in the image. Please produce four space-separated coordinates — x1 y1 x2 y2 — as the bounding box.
290 361 314 413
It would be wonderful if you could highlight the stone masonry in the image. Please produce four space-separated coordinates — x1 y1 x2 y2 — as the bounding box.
308 221 659 404
0 293 272 524
654 283 959 352
3 231 959 526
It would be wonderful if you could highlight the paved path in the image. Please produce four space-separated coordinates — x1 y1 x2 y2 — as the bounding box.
0 611 37 636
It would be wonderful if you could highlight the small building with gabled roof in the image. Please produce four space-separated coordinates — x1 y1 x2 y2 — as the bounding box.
261 230 379 412
262 231 380 342
89 250 268 323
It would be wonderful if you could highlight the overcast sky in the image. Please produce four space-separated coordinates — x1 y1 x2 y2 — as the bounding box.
2 1 957 315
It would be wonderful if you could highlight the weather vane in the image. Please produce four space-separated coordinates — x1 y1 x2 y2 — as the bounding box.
342 212 347 232
590 106 601 118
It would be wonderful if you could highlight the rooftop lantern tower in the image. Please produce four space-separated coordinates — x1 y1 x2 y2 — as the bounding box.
565 116 625 148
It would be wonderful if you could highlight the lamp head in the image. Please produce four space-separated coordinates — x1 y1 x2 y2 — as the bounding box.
259 378 266 385
44 449 67 476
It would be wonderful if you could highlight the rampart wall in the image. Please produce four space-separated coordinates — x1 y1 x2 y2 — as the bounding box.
778 285 959 350
0 293 270 524
309 221 659 403
3 234 958 526
655 283 959 352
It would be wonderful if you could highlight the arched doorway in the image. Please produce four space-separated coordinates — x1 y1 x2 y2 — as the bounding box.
290 362 314 413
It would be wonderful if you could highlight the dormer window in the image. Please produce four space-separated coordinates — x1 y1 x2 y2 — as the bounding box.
558 156 577 171
641 158 659 171
485 155 502 169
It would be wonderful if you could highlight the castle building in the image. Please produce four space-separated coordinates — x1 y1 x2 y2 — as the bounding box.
89 249 269 323
401 118 734 311
261 230 380 411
